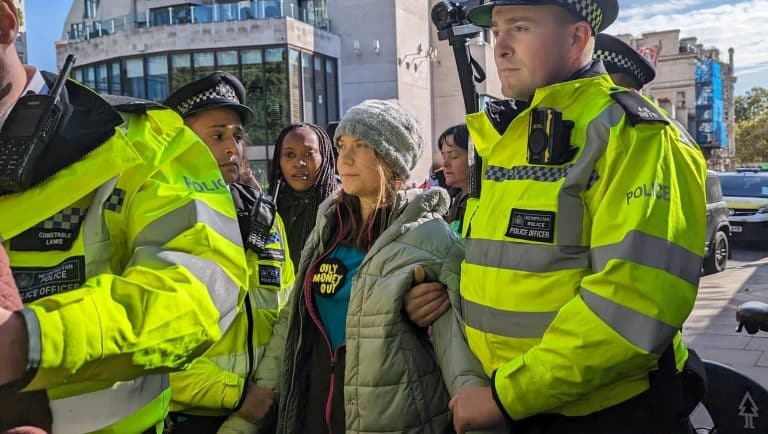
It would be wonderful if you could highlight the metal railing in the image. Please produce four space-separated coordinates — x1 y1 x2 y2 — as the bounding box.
66 1 330 42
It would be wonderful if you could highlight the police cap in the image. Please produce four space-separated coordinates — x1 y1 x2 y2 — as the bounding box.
466 0 618 33
594 33 656 87
164 71 254 125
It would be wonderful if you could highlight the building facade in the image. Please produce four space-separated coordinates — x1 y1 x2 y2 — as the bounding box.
14 0 26 63
56 0 503 186
616 30 737 171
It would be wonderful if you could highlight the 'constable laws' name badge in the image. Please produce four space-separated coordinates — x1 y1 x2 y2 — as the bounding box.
506 209 555 243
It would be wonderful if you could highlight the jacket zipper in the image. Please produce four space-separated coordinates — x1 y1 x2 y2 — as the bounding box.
244 292 255 381
302 227 342 434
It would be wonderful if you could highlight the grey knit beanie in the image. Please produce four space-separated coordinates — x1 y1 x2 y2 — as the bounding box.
334 99 424 180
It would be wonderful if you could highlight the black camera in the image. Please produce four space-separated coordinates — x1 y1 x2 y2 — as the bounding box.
527 108 576 165
432 1 483 40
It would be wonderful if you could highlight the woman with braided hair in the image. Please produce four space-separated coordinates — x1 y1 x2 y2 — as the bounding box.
268 123 338 269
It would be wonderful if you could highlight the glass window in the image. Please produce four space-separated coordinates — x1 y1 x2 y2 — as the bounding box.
248 160 270 191
314 56 326 127
124 58 146 99
217 50 239 76
84 65 95 89
288 49 301 123
146 55 169 102
170 53 193 91
242 49 266 146
193 52 215 80
95 63 108 93
84 0 98 19
72 68 83 83
172 5 193 25
720 175 768 198
264 47 289 145
109 62 121 93
192 4 214 23
325 58 338 122
149 7 171 26
301 52 314 123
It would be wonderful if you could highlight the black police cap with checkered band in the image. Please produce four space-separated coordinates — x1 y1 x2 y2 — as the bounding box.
467 0 618 33
163 71 254 125
594 33 656 87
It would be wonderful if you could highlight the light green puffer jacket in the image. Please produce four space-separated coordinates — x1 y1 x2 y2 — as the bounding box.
256 187 493 433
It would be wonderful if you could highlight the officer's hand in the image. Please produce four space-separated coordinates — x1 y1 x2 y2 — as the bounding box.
404 265 450 327
449 386 506 434
0 308 28 386
236 382 274 424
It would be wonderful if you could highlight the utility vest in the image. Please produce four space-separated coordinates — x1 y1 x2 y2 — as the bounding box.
461 72 707 420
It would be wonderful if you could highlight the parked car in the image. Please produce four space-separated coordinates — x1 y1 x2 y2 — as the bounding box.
719 168 768 248
704 171 731 274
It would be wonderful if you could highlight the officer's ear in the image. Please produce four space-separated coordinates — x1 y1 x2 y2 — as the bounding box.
566 20 593 65
0 0 19 46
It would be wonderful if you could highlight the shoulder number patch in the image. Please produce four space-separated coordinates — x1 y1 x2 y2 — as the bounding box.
611 90 669 127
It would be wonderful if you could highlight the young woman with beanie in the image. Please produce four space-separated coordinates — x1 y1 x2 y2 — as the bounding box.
268 123 338 269
438 124 471 234
250 99 495 434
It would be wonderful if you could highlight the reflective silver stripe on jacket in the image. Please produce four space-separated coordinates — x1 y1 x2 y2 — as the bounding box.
591 230 702 286
581 288 678 355
50 373 168 434
462 297 557 338
557 103 625 246
465 238 591 272
132 199 243 251
129 247 240 331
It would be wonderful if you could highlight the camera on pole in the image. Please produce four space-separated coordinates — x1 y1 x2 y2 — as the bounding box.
431 0 486 198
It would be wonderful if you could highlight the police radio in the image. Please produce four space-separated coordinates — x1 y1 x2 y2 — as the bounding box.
0 54 76 192
527 108 576 165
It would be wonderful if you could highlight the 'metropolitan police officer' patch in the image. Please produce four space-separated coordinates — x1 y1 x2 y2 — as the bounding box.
506 209 556 243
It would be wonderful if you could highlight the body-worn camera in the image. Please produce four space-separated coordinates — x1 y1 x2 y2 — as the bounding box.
0 55 75 193
527 108 576 165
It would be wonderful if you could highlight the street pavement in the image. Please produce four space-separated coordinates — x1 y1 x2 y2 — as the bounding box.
686 246 768 386
686 245 768 430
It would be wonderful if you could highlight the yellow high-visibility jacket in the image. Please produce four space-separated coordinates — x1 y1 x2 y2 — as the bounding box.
169 211 294 415
462 69 707 421
0 80 248 433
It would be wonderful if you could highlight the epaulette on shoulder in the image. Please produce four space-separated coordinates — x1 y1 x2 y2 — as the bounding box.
610 89 669 127
101 94 166 114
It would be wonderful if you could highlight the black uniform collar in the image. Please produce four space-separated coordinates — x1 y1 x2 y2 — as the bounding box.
29 72 124 187
484 60 608 135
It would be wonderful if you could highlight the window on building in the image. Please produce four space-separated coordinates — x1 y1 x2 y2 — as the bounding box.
84 65 95 89
325 58 338 122
146 55 169 101
314 56 326 127
170 53 193 91
95 63 108 93
193 52 215 80
677 91 687 109
242 48 266 146
217 50 240 76
124 58 146 99
72 68 83 83
149 7 172 27
288 49 302 123
84 0 98 19
264 47 289 145
109 62 121 93
301 52 314 123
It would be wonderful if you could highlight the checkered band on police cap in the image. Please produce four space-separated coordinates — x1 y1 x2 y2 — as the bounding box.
565 0 604 34
176 81 240 117
594 49 650 85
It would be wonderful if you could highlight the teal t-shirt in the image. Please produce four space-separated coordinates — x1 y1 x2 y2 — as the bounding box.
311 243 364 349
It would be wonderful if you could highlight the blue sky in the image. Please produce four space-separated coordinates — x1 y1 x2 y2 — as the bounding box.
24 0 767 95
